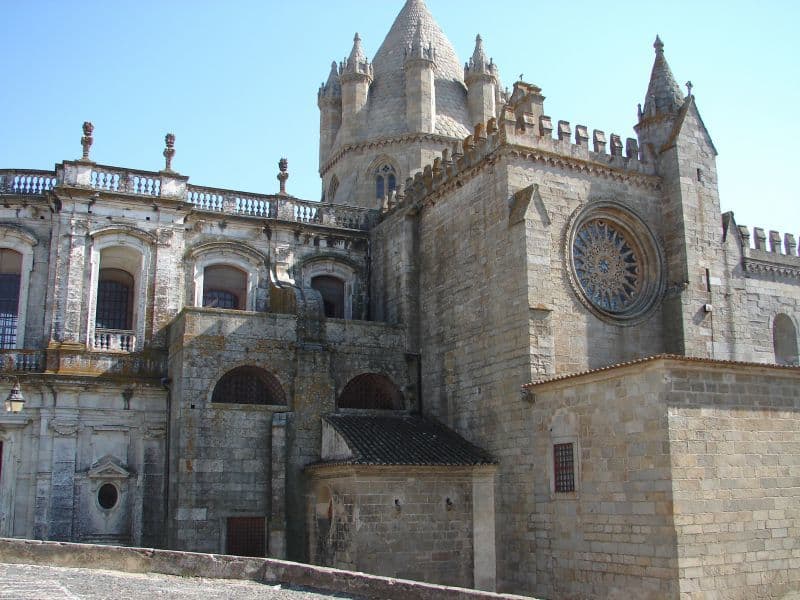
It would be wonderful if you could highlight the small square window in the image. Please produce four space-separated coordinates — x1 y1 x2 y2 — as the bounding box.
554 442 575 493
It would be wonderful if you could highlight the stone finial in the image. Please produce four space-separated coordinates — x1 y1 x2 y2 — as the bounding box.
685 80 693 97
465 33 497 81
557 120 571 142
344 33 372 78
610 134 623 156
163 133 176 172
769 231 782 253
539 116 553 138
753 227 767 251
785 233 797 257
575 125 589 147
593 130 607 154
277 158 289 195
625 138 640 160
80 121 94 162
654 35 664 54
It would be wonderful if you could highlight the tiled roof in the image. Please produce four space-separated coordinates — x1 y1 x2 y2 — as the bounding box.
322 413 496 466
523 354 800 388
365 0 471 140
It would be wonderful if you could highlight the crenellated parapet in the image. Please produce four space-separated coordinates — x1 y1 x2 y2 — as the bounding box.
728 216 800 278
381 109 660 216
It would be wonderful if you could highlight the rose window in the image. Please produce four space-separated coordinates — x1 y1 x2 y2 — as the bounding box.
573 220 641 313
567 203 664 324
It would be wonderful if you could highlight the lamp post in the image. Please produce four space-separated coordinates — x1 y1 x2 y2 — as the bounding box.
4 378 25 413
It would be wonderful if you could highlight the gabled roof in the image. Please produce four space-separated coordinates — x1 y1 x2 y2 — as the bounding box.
320 413 496 467
364 0 471 139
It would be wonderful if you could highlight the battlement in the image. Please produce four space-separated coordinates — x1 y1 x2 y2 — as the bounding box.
726 214 800 278
383 110 659 216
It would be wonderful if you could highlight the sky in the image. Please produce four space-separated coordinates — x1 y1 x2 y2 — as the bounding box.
0 0 796 237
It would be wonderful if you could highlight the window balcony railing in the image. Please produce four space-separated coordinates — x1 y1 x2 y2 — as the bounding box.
93 329 136 352
0 349 45 372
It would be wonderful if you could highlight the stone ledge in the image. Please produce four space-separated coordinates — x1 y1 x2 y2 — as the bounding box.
0 538 537 600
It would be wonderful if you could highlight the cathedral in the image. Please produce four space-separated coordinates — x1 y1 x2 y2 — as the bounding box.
0 1 798 598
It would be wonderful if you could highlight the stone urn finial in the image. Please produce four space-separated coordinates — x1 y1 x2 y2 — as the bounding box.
163 133 176 172
80 121 94 162
278 158 289 195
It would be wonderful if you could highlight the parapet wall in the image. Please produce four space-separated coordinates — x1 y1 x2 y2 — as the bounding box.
0 538 536 600
725 213 800 278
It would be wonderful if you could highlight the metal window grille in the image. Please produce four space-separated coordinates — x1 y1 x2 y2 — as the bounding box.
203 289 238 309
554 443 575 493
212 367 286 405
0 274 20 349
226 517 265 557
96 280 131 330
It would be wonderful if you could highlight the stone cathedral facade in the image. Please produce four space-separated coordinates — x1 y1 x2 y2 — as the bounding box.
1 1 798 598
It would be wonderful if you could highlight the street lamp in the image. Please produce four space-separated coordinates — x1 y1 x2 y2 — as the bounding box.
4 378 25 413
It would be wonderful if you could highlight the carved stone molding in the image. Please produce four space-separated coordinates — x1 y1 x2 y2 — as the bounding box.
49 419 79 437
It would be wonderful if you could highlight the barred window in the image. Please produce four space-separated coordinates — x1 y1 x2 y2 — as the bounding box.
554 443 575 493
0 249 22 350
337 373 404 410
203 289 238 309
96 268 133 330
212 366 286 406
203 265 246 310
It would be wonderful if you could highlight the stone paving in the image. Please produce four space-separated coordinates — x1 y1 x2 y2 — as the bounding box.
0 563 363 600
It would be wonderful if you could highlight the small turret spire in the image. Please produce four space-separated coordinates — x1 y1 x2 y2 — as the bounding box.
343 33 372 79
319 60 341 99
405 19 435 62
641 35 685 118
465 33 498 82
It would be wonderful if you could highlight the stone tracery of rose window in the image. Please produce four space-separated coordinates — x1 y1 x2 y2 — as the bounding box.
572 219 642 314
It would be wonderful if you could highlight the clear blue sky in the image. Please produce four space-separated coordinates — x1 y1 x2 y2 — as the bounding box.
1 0 796 237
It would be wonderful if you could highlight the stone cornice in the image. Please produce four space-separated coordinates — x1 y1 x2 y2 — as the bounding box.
321 132 462 176
742 257 800 280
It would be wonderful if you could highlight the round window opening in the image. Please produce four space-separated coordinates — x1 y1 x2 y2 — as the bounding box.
569 204 663 323
98 483 118 510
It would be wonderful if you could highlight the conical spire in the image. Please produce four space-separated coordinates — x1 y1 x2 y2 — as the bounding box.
344 33 371 77
642 35 684 117
319 60 341 99
465 33 497 81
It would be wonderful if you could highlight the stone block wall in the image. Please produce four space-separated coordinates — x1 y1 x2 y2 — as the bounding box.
167 309 411 560
307 466 476 588
527 363 679 599
666 364 800 599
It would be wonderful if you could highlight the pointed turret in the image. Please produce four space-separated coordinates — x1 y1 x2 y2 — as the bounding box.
404 19 436 133
339 33 373 145
464 34 499 127
318 61 342 168
641 36 685 118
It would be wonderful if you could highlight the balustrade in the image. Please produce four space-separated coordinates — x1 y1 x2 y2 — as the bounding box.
0 170 57 195
94 329 136 352
0 350 44 372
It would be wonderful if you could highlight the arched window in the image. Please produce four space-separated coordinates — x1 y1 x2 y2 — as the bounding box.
375 164 396 200
337 373 404 410
0 249 22 349
202 265 247 310
328 176 339 203
212 366 286 405
773 314 798 365
311 275 345 319
96 268 134 330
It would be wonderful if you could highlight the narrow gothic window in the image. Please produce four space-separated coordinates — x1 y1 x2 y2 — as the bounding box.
375 164 397 200
311 275 345 319
96 268 133 330
328 175 339 203
554 443 575 493
0 249 22 349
